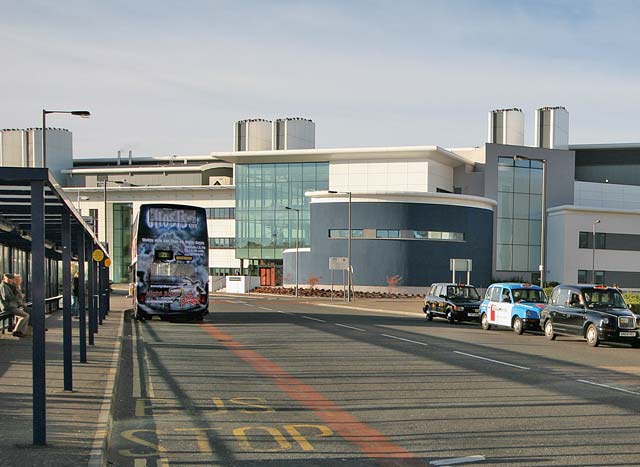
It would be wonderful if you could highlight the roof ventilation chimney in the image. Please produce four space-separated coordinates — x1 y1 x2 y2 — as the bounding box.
535 106 569 149
488 108 524 146
128 150 132 165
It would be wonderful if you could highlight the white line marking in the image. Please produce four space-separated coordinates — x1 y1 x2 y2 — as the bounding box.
335 323 366 332
258 306 272 311
430 455 486 466
381 334 429 346
301 315 326 322
577 379 640 396
276 310 293 315
454 351 529 370
132 329 141 399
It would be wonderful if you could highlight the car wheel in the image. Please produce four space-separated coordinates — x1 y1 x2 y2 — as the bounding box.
512 316 524 335
586 324 600 347
544 320 556 340
425 306 434 321
481 313 490 330
447 309 455 325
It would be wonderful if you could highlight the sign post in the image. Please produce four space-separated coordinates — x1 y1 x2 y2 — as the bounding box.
329 257 349 301
450 258 473 285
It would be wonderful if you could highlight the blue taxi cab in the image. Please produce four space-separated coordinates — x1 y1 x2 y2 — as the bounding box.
479 283 548 335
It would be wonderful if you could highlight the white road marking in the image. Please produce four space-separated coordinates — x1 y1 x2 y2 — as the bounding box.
430 455 486 466
132 328 141 399
276 310 293 315
454 351 529 370
301 315 326 322
335 323 366 332
577 379 640 396
258 306 272 311
381 334 429 346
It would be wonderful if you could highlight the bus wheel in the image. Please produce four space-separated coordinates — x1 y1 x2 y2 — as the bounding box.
134 307 146 321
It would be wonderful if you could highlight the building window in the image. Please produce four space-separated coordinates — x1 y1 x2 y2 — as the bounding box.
578 270 589 284
112 203 132 283
89 208 99 235
578 232 607 250
209 267 238 276
496 155 543 272
579 232 589 249
235 162 329 261
206 207 235 219
328 229 364 238
594 271 605 285
376 229 400 239
209 237 235 249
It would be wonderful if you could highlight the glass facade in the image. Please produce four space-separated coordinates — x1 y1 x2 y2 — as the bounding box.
235 162 329 260
496 157 543 272
112 203 132 283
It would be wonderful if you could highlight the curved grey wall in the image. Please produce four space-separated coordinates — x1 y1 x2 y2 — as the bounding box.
283 201 494 288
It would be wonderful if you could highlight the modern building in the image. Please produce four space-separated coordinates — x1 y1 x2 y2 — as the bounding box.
3 109 640 292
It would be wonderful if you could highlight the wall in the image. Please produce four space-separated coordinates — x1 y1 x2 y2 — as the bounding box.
575 181 640 210
283 200 494 289
329 159 439 192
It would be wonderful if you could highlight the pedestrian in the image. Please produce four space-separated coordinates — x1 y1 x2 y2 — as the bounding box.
0 273 30 338
72 271 80 317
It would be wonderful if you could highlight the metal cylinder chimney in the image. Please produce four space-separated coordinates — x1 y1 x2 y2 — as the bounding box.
488 108 524 146
535 106 569 149
128 150 132 165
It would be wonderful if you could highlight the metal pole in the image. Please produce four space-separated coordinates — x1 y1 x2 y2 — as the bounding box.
103 180 108 247
42 110 46 168
592 220 600 283
88 244 95 344
347 192 352 302
98 263 104 325
540 160 547 288
78 235 87 363
62 210 73 391
295 209 300 297
31 180 46 445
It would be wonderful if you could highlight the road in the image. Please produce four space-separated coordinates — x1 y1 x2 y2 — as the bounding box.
107 295 640 467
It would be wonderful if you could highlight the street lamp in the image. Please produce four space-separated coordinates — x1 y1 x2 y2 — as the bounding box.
76 194 89 211
285 207 300 297
42 110 90 168
328 190 352 301
592 219 601 284
97 179 126 250
514 156 547 287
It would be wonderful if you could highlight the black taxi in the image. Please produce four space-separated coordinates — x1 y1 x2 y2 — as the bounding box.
540 284 639 347
423 283 482 324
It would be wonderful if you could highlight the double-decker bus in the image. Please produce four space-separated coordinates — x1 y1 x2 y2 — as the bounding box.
131 204 209 321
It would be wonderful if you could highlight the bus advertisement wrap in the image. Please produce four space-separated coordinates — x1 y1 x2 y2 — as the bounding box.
133 204 209 319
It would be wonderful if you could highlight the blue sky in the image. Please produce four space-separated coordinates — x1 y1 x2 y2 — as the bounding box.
1 0 639 158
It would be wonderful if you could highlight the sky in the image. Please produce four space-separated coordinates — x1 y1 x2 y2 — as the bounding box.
1 0 639 158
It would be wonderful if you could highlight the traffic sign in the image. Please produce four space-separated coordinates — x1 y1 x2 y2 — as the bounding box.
92 249 104 262
104 258 112 267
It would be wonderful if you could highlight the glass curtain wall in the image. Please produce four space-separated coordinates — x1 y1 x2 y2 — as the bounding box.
496 157 543 272
112 203 132 283
235 162 329 262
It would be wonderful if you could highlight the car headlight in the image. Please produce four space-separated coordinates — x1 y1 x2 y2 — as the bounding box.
525 310 536 318
600 318 610 326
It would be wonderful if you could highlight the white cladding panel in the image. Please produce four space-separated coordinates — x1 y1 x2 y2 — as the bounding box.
575 181 640 210
329 158 454 193
245 120 272 151
282 119 315 150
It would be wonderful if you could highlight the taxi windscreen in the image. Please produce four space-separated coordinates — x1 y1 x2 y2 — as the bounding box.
446 286 480 300
583 288 626 308
512 288 547 303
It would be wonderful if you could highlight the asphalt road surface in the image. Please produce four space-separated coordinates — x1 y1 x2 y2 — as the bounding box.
107 295 640 467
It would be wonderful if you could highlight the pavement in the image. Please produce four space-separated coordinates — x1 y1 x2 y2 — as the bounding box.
0 289 422 467
0 290 130 467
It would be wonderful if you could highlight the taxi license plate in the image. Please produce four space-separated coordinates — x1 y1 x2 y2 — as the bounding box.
619 331 636 337
467 312 479 317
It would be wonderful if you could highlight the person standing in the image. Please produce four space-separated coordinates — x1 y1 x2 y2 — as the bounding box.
0 273 30 337
72 271 80 317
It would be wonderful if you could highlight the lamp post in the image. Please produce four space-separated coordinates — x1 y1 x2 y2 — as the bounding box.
328 190 352 301
76 193 89 211
285 207 300 297
592 219 601 284
514 156 547 288
42 110 90 168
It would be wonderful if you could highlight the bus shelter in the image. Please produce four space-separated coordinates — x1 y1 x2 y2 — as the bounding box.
0 167 110 445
